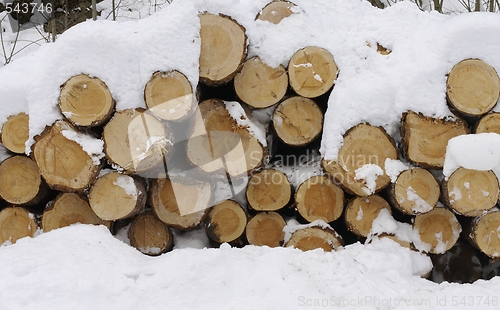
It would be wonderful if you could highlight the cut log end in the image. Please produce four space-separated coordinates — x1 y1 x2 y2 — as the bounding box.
471 211 500 258
246 169 291 212
204 200 247 244
285 226 343 252
59 74 115 127
1 112 29 154
447 59 500 117
0 207 37 244
443 168 499 217
128 212 173 256
0 156 46 205
288 46 338 98
256 1 297 24
391 168 440 215
245 211 286 247
345 195 391 238
475 112 500 134
144 70 196 121
413 207 461 254
272 96 323 147
295 175 344 223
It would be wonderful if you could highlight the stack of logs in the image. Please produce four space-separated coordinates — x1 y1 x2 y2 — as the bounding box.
0 1 499 284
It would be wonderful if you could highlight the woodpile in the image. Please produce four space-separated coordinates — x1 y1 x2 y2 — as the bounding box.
0 1 499 284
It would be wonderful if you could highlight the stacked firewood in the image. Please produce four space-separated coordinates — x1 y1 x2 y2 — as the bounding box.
0 1 499 283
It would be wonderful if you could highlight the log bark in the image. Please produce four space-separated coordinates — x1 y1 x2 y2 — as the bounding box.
467 210 500 258
59 74 115 127
256 1 297 24
204 199 247 244
42 193 111 232
475 112 500 134
413 206 461 254
246 168 291 212
442 167 499 217
288 46 338 98
0 112 29 154
245 211 286 247
31 120 102 193
128 211 173 256
295 175 344 223
345 195 391 238
0 206 38 244
144 70 197 121
272 96 323 147
149 178 211 230
401 111 468 169
88 172 146 221
0 155 49 206
389 167 440 215
446 59 500 117
284 226 343 252
186 99 264 177
234 56 288 109
322 123 397 196
102 109 173 174
199 13 247 85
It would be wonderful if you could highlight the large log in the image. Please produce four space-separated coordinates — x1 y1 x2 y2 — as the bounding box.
245 211 286 247
31 120 102 193
144 70 197 121
322 123 397 196
288 46 338 98
272 96 323 147
389 167 439 215
128 212 173 256
285 226 343 252
88 172 146 221
0 155 49 206
149 178 211 230
401 111 468 169
234 56 288 109
199 13 247 85
256 1 297 24
59 74 115 127
0 112 29 154
42 193 110 232
0 206 38 244
446 59 500 117
246 168 291 212
344 195 391 238
442 167 499 217
295 175 344 223
475 112 500 134
204 199 247 244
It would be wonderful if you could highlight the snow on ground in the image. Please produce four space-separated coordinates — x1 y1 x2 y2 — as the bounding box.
1 0 500 309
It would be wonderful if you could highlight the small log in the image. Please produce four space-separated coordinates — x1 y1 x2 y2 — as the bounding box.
446 59 500 117
186 99 264 177
199 13 247 85
256 1 297 24
128 212 173 256
31 120 102 193
234 56 288 109
246 168 291 212
285 226 343 252
149 178 211 230
442 168 499 217
59 74 115 127
295 175 344 223
475 112 500 134
413 207 461 254
288 46 338 98
88 172 146 221
0 206 37 244
144 70 197 121
401 111 468 169
272 96 323 147
0 112 29 154
467 210 500 258
0 156 49 206
41 193 110 233
322 123 397 196
389 168 440 215
102 109 173 174
245 211 286 247
204 200 247 244
345 195 391 238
